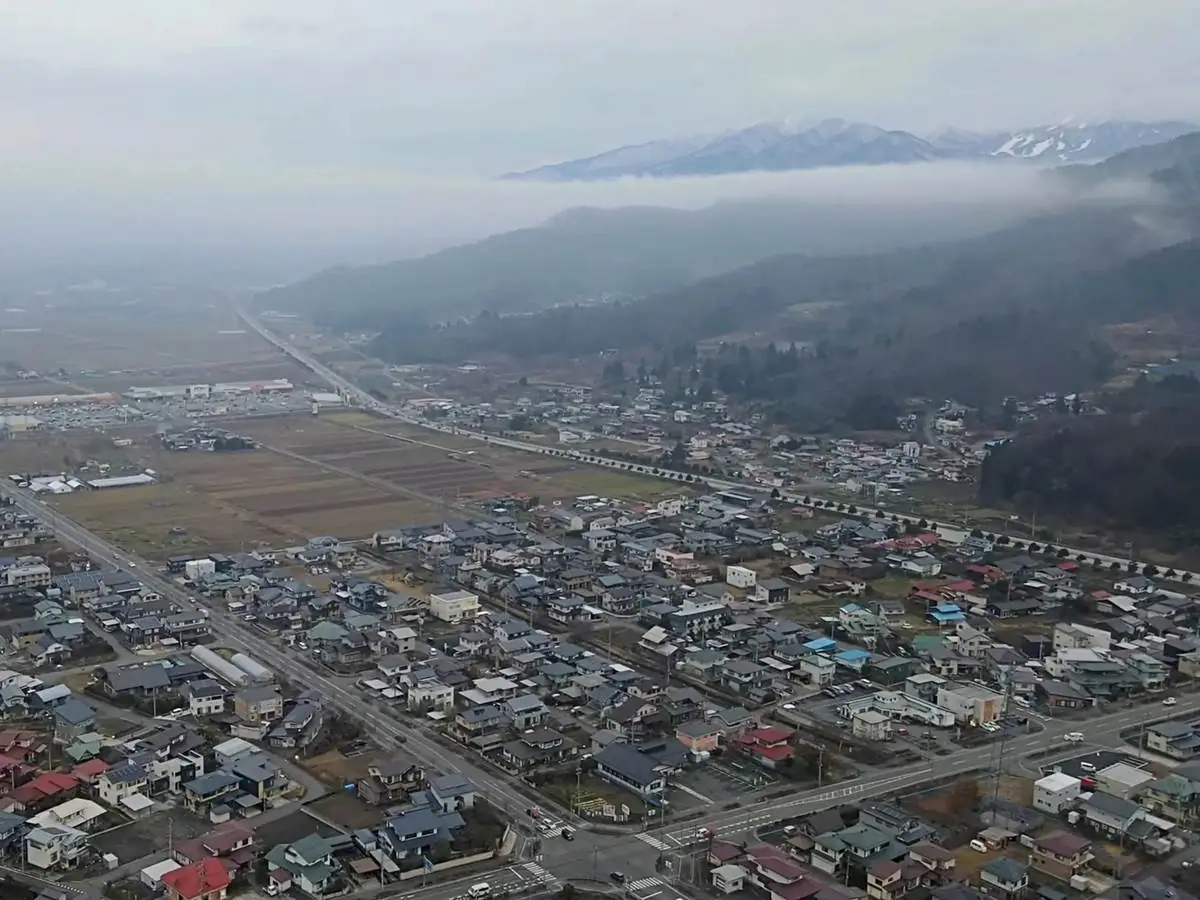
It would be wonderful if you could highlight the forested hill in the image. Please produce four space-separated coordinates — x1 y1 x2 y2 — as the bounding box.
979 376 1200 547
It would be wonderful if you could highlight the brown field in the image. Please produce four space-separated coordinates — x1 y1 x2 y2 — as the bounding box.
33 408 677 558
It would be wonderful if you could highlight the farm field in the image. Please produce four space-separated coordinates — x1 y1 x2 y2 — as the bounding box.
32 410 680 558
0 293 310 395
242 414 680 505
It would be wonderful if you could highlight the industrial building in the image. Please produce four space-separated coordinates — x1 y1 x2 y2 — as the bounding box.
87 473 156 490
125 379 293 400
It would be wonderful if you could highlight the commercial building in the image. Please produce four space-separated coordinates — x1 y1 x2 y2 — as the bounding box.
936 682 1005 725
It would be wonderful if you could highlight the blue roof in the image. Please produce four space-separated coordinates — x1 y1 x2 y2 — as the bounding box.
932 603 962 613
803 638 837 651
835 649 870 662
929 610 966 623
840 603 864 614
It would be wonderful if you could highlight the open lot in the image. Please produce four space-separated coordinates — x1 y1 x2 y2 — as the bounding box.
90 807 212 864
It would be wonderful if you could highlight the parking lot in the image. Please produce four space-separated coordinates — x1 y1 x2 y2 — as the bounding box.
675 757 778 804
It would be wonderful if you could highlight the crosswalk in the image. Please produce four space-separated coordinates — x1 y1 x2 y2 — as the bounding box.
635 833 671 851
522 861 556 884
627 877 665 893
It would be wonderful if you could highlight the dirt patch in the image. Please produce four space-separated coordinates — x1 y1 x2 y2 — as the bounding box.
309 793 387 831
254 808 343 849
302 750 380 786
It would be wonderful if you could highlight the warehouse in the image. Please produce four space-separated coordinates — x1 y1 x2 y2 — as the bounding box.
310 391 344 406
87 473 156 489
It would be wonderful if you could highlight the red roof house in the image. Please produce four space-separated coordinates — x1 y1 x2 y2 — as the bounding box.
162 858 232 900
736 727 795 768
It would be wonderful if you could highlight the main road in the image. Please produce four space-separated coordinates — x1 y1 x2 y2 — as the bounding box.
235 304 1200 583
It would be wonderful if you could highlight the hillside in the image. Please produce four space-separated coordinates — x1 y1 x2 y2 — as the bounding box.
979 375 1200 548
257 197 1034 327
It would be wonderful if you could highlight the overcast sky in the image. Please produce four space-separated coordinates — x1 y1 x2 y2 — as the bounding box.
0 1 1196 274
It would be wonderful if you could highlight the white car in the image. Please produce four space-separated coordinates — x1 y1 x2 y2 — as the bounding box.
1064 732 1085 743
1164 697 1178 706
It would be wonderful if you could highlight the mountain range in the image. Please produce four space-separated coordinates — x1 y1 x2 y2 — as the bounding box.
503 118 1197 181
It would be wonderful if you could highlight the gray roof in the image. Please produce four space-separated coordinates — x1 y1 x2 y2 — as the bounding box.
1086 790 1141 821
595 742 660 787
105 761 148 784
52 697 95 727
105 664 171 692
430 774 475 798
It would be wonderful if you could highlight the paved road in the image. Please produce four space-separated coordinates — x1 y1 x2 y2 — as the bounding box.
236 304 1200 583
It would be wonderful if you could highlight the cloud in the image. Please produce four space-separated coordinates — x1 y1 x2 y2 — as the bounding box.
0 1 1190 283
2 0 1199 179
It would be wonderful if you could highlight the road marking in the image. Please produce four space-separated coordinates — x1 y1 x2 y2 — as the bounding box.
628 877 665 892
521 861 554 881
674 784 714 804
635 833 672 851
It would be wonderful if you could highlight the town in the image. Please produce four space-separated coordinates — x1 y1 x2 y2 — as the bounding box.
0 303 1198 900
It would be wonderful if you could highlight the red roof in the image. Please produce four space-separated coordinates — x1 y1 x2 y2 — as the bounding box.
10 771 78 803
1057 561 1080 571
162 858 232 900
742 726 792 746
751 743 794 762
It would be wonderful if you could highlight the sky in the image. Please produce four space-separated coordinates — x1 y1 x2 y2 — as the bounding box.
0 0 1196 274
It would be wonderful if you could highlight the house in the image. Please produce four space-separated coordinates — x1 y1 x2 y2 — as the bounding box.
676 719 722 754
736 727 794 769
172 823 256 871
1142 768 1200 823
1146 721 1200 760
429 773 477 811
979 859 1029 899
1082 791 1144 837
1033 772 1081 815
359 757 424 806
501 729 574 773
811 823 894 877
594 742 666 801
183 772 241 814
161 857 232 900
504 694 548 730
182 680 227 717
1029 831 1092 881
266 834 339 897
52 697 96 741
428 590 480 624
96 761 150 807
234 686 283 723
25 824 88 869
379 803 465 861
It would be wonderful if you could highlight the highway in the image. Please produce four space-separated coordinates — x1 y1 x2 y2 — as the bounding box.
234 304 1200 583
8 480 1200 892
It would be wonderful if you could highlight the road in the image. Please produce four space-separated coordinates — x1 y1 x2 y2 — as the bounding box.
235 304 1200 583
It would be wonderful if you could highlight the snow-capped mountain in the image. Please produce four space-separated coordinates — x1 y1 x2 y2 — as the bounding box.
504 118 1197 181
932 119 1199 162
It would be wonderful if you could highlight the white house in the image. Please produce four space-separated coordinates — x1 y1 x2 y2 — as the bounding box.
725 565 757 590
428 590 480 625
95 761 150 807
25 825 88 869
1033 772 1081 814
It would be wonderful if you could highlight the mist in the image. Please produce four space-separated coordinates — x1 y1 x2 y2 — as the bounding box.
0 159 1147 290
